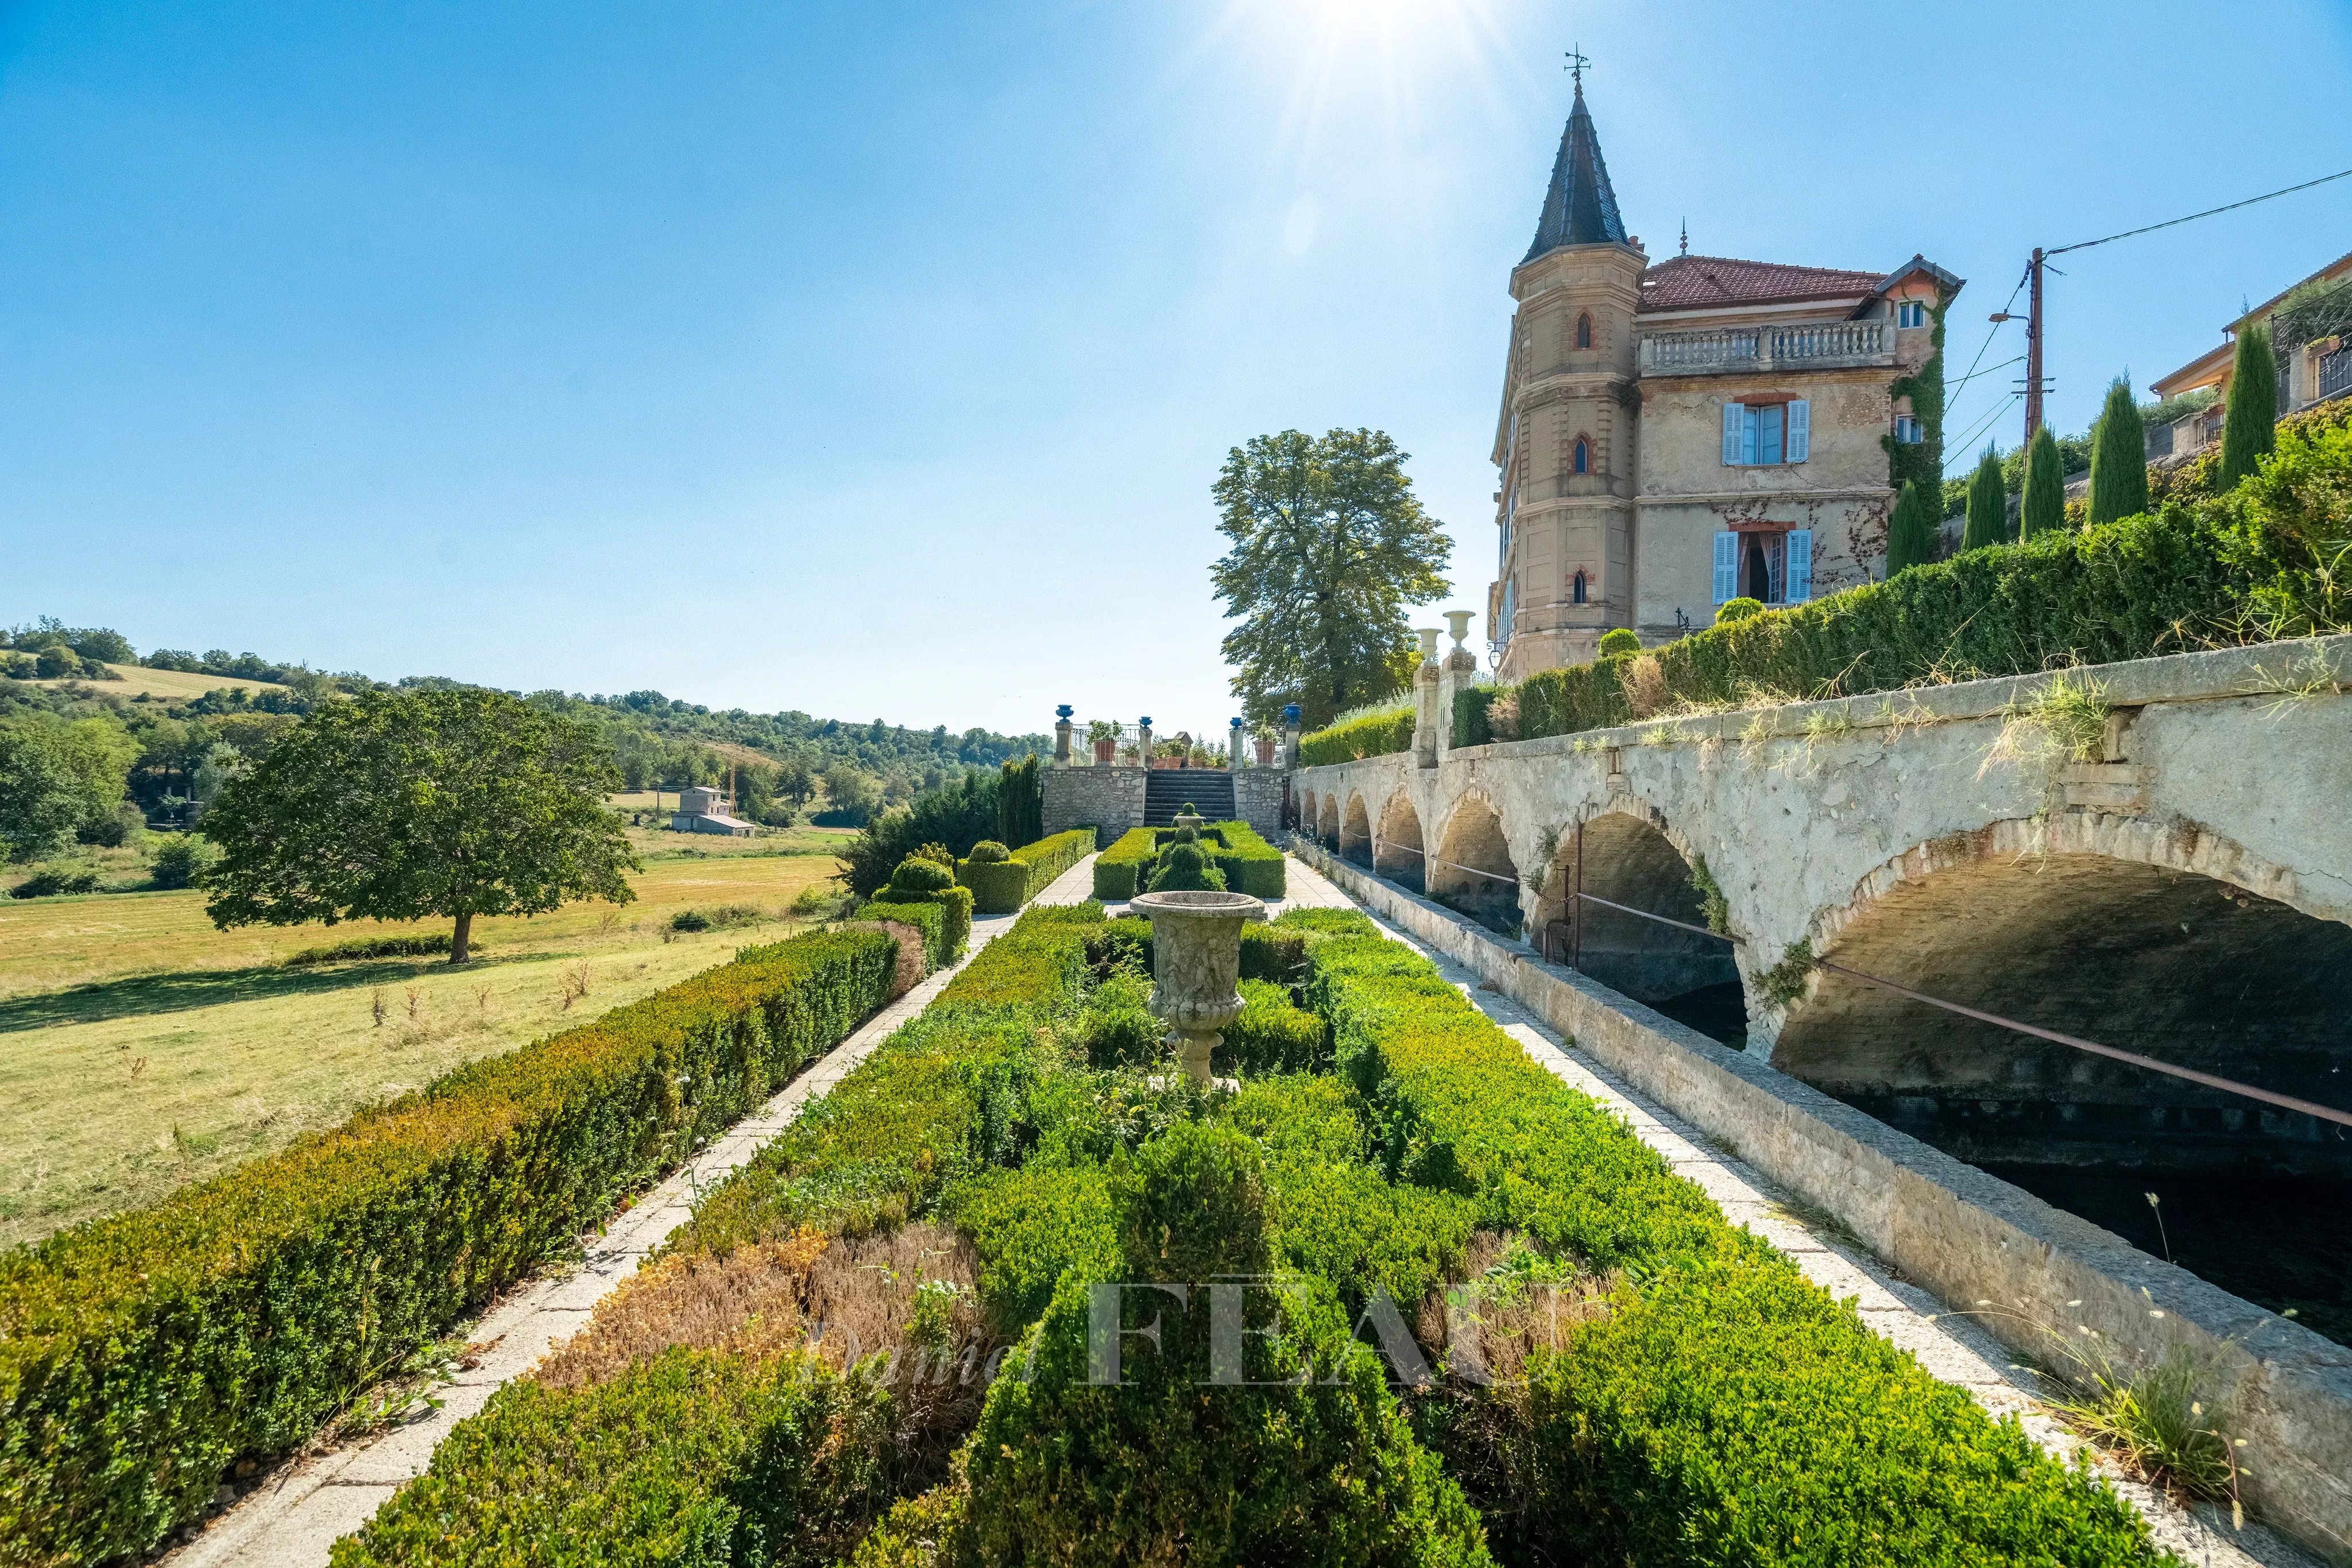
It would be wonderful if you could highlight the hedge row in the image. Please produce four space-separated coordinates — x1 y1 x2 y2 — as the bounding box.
955 827 1094 914
1298 702 1414 768
1088 822 1287 900
1301 918 2168 1566
0 928 900 1566
862 882 973 969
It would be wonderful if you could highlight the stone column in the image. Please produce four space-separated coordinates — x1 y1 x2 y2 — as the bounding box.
1281 704 1301 771
1137 717 1154 769
1054 704 1073 768
1228 717 1244 769
1440 611 1477 758
1411 627 1442 769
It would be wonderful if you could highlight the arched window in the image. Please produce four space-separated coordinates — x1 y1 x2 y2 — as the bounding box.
1572 570 1589 605
1575 311 1593 349
1573 436 1591 474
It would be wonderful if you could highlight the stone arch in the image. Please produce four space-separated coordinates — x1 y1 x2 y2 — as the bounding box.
1532 803 1740 1029
1315 792 1339 848
1374 791 1425 892
1774 814 2352 1175
1340 792 1374 866
1429 791 1522 938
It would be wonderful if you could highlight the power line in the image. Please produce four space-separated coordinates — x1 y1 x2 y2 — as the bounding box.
2049 165 2352 257
1947 354 2024 394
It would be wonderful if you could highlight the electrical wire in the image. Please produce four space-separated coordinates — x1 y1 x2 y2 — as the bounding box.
2049 165 2352 256
1945 354 2023 394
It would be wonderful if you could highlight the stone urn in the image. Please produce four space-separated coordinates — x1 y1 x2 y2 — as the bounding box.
1129 889 1267 1085
1173 809 1205 831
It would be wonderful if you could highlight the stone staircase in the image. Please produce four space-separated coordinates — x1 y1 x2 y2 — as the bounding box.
1142 769 1235 826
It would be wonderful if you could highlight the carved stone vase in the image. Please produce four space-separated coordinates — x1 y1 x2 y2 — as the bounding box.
1128 889 1267 1085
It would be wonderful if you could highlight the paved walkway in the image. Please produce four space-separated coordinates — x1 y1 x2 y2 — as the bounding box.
171 857 1104 1568
1274 853 2304 1568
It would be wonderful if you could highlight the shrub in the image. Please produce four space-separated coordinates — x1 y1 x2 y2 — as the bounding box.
0 927 898 1565
2219 325 2280 490
1885 479 1937 574
1597 627 1643 655
1217 979 1324 1074
1298 703 1415 767
328 1347 891 1568
1092 828 1157 900
9 868 100 899
861 890 966 971
956 827 1092 914
1712 598 1763 626
1146 840 1225 892
887 856 955 897
149 833 215 891
1962 446 2008 549
996 754 1042 850
966 840 1009 864
841 774 999 896
2021 424 2067 540
2088 377 2149 527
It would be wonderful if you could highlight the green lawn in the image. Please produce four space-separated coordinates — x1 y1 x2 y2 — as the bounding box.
0 850 849 1250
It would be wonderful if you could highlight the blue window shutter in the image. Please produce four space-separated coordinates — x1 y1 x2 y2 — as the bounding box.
1712 532 1737 604
1788 398 1811 462
1786 529 1813 602
1722 402 1743 465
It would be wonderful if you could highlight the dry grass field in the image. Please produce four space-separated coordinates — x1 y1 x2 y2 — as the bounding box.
18 663 292 700
0 843 852 1250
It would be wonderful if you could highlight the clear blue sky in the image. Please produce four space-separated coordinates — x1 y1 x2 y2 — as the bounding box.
6 1 2347 736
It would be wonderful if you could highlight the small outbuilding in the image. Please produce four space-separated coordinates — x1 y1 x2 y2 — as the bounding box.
670 785 754 837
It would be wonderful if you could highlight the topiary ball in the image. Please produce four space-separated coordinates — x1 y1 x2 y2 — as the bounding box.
912 842 956 866
1171 825 1198 845
1148 841 1226 893
968 840 1010 864
1597 627 1643 657
888 855 954 896
1715 597 1766 625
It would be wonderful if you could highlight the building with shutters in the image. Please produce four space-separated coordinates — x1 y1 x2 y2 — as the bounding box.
1485 82 1962 681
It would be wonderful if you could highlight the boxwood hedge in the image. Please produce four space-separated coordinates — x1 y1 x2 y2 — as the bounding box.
0 927 899 1567
1089 822 1286 901
955 827 1093 914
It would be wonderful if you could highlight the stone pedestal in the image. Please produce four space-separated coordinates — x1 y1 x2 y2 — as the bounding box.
1411 627 1443 769
1130 889 1267 1084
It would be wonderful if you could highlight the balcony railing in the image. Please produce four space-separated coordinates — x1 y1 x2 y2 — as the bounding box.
2320 346 2352 402
1639 319 1891 376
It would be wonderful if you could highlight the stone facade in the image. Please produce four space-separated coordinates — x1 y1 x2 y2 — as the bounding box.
1486 86 1959 679
1041 766 1146 842
1231 771 1285 839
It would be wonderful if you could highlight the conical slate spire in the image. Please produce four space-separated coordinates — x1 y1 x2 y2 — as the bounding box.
1523 85 1626 263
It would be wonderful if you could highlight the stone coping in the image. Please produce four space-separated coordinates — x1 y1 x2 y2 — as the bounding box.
1297 633 2352 775
1293 837 2352 1565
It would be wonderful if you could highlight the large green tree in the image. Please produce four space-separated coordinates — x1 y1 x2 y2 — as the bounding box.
1210 428 1450 731
2087 375 2149 526
1885 479 1936 574
0 715 137 858
2219 322 2278 487
1960 448 2007 551
2018 424 2067 540
200 687 636 962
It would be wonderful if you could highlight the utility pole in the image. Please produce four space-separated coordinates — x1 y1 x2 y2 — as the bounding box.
2024 246 2046 440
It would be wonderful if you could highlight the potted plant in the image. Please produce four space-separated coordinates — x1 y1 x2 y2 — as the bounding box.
1251 722 1278 767
1088 719 1119 764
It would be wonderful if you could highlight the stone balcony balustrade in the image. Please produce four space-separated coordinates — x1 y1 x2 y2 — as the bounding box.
1638 318 1893 376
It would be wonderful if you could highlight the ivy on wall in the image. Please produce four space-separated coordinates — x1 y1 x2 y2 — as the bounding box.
1883 287 1957 497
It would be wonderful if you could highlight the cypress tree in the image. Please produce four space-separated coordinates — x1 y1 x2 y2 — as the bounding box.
1885 479 1935 574
2018 424 2066 540
1960 448 2006 551
2086 376 2149 526
2218 322 2277 487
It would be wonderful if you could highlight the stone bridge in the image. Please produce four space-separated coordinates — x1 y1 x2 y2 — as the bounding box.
1295 636 2352 1174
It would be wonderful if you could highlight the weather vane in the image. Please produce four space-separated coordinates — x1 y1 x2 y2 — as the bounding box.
1566 44 1588 90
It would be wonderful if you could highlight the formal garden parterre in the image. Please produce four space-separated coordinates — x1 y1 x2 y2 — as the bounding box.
306 892 2178 1566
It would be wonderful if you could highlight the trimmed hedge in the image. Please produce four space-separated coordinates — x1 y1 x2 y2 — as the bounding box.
0 928 900 1566
956 827 1093 914
1089 822 1286 901
1298 703 1415 768
1300 925 2167 1566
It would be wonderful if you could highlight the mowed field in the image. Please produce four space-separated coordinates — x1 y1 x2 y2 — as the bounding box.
20 662 291 700
0 829 855 1250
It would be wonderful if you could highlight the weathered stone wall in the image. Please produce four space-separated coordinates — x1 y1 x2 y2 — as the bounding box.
1295 637 2352 1171
1041 766 1146 842
1232 770 1285 839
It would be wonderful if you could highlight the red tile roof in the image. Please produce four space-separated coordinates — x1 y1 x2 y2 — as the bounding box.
1638 254 1887 313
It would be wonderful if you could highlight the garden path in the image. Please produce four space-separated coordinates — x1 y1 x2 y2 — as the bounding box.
167 855 1105 1568
1272 853 2307 1568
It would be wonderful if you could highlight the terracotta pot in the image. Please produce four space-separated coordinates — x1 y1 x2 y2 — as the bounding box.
1094 738 1117 762
1254 738 1277 765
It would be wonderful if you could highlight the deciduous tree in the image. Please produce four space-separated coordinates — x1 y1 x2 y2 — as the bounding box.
200 687 636 962
2219 322 2278 487
1210 428 1450 731
2019 424 2067 540
2087 376 2149 526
